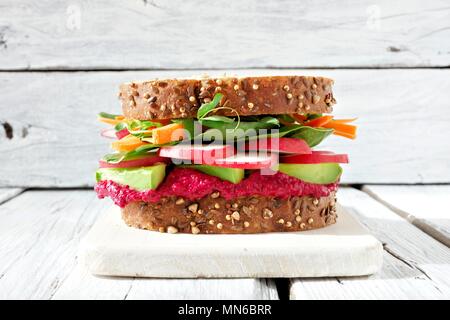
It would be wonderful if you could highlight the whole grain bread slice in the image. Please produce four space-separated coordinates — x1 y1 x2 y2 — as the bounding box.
121 192 337 234
119 75 336 120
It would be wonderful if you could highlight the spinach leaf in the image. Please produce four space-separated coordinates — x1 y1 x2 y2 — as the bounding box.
290 126 333 147
240 124 302 141
201 116 279 132
128 120 162 131
115 119 164 138
140 120 163 129
102 152 128 163
306 113 323 120
200 115 235 123
258 116 280 127
197 93 223 119
114 122 127 131
198 117 280 142
98 112 121 119
278 114 295 123
114 119 162 134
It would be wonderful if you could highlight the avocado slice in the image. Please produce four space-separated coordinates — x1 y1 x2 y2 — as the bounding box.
278 163 342 184
96 164 166 191
184 165 245 184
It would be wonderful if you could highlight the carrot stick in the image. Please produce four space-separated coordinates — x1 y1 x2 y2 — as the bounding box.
305 115 334 127
98 115 125 125
332 130 357 139
291 114 308 123
323 121 357 135
322 120 357 139
151 123 185 145
111 135 147 152
152 119 172 126
332 118 358 124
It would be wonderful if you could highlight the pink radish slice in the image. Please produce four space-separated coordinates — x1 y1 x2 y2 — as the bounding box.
100 128 117 139
158 144 234 165
243 137 311 154
116 128 130 139
99 155 169 168
213 153 277 169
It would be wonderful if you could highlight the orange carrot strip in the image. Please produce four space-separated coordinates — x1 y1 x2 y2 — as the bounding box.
305 115 334 127
291 114 308 123
332 118 358 124
323 121 357 136
151 123 185 145
111 135 147 152
98 117 122 125
98 115 125 126
333 130 356 139
152 119 172 126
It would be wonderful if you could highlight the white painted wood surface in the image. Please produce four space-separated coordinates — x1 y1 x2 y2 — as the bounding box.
0 1 449 69
80 205 382 278
0 188 23 205
0 190 108 299
1 187 449 299
290 188 450 300
1 69 449 187
363 185 450 247
53 266 278 300
0 190 278 300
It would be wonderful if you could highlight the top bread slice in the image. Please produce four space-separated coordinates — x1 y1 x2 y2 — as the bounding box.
119 76 336 120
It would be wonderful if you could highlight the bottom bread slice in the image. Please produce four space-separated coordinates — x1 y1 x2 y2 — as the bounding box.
121 192 337 234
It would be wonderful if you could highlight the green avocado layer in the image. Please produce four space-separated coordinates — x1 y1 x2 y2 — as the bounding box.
277 163 342 184
96 164 166 191
95 162 342 190
182 165 245 184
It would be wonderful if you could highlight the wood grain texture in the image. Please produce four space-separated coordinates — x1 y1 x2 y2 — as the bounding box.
53 266 278 300
363 185 450 247
0 0 449 70
0 190 278 300
0 190 109 299
290 188 450 299
0 188 23 205
1 69 450 187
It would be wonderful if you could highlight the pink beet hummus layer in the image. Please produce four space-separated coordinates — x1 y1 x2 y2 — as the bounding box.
95 168 339 208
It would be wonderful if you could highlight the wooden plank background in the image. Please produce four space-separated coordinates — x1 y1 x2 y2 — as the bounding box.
1 69 449 187
0 0 449 187
0 189 278 299
0 0 449 69
291 188 450 299
0 1 449 300
363 185 450 247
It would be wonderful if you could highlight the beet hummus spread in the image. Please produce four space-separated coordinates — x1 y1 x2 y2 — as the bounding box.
95 168 338 208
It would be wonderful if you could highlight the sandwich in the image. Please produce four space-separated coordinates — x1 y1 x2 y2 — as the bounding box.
95 75 356 234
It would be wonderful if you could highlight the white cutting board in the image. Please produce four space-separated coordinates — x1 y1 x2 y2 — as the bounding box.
79 205 383 278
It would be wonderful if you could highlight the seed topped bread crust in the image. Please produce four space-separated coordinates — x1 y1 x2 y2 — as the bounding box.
119 76 336 120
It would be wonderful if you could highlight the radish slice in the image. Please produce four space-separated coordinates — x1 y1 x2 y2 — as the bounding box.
214 153 277 169
99 154 169 168
243 137 311 154
100 128 117 139
116 128 130 139
281 151 349 164
158 144 234 165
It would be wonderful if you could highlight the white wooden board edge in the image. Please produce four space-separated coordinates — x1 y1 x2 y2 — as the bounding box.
79 204 383 278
